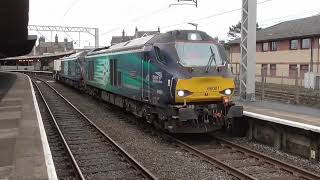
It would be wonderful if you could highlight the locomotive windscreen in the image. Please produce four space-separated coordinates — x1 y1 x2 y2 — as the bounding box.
175 42 226 67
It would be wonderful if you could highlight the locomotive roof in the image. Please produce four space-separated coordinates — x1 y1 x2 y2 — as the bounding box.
66 51 83 59
147 30 214 44
87 30 215 56
60 50 88 61
108 35 155 51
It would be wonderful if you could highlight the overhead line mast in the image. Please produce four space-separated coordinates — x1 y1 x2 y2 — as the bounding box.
28 25 99 48
170 0 198 7
240 0 257 101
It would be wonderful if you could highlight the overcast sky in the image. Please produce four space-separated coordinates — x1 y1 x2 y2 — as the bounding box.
29 0 320 47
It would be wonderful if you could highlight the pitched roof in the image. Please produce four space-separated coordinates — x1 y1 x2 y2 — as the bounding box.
228 14 320 44
38 41 73 49
135 31 158 38
110 36 134 45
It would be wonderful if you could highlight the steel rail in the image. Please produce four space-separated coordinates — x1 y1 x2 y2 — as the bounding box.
163 132 320 180
35 77 157 180
214 136 320 180
161 133 257 180
32 79 85 180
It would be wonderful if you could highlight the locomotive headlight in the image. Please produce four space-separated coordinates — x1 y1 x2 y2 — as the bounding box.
177 90 185 97
224 89 232 96
190 33 197 40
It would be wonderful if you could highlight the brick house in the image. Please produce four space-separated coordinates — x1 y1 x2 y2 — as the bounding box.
227 15 320 85
36 35 73 55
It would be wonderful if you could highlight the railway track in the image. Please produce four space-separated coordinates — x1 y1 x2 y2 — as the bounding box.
35 81 81 180
32 77 157 180
165 134 320 180
30 73 319 179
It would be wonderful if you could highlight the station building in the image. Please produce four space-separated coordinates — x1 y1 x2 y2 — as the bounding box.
36 34 73 55
228 15 320 86
0 35 75 71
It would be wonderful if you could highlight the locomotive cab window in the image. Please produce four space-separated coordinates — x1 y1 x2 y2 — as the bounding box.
143 52 149 61
175 42 225 67
154 46 167 64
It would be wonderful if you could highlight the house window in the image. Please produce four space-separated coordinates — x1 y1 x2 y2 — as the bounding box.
289 64 298 78
270 64 276 77
300 64 309 79
261 64 268 77
290 40 298 50
271 41 277 51
262 42 269 52
301 38 310 49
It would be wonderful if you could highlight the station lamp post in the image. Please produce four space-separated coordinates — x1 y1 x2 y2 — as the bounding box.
188 23 198 30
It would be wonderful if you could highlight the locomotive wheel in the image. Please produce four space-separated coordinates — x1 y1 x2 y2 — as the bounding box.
152 116 164 130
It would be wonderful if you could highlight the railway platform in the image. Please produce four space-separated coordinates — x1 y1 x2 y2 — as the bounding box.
237 100 320 160
240 100 320 132
0 71 56 180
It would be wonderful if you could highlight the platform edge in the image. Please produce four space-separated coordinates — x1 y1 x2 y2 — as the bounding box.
25 74 58 180
244 110 320 133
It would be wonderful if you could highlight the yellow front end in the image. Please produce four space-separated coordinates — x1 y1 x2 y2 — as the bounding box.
175 76 235 103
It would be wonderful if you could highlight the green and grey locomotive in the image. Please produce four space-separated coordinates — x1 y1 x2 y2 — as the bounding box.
55 30 243 134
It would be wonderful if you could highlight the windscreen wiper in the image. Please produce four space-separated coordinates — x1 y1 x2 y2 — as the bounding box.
205 46 216 73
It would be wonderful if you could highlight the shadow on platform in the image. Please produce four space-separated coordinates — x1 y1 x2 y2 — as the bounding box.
0 72 17 101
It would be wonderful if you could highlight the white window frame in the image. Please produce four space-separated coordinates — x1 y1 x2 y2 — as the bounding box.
271 41 277 51
262 42 269 52
301 38 310 49
290 39 298 50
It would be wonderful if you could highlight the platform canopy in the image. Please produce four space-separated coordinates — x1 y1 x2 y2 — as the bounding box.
0 0 36 58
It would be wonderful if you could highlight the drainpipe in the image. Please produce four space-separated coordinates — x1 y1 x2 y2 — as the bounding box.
317 37 319 73
310 37 314 72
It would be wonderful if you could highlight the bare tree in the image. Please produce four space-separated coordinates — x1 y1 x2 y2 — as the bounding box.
227 21 261 39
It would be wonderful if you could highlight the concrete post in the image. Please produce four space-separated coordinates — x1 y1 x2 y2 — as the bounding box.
295 67 300 104
273 127 282 150
95 28 99 48
281 131 287 150
281 72 284 91
261 73 265 101
309 132 319 161
310 37 314 72
248 119 253 140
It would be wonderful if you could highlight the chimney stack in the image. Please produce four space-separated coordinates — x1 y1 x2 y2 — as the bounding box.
122 29 125 37
55 34 58 43
135 27 138 38
39 36 45 44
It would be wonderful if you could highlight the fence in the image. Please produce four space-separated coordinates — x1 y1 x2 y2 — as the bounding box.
234 71 320 107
